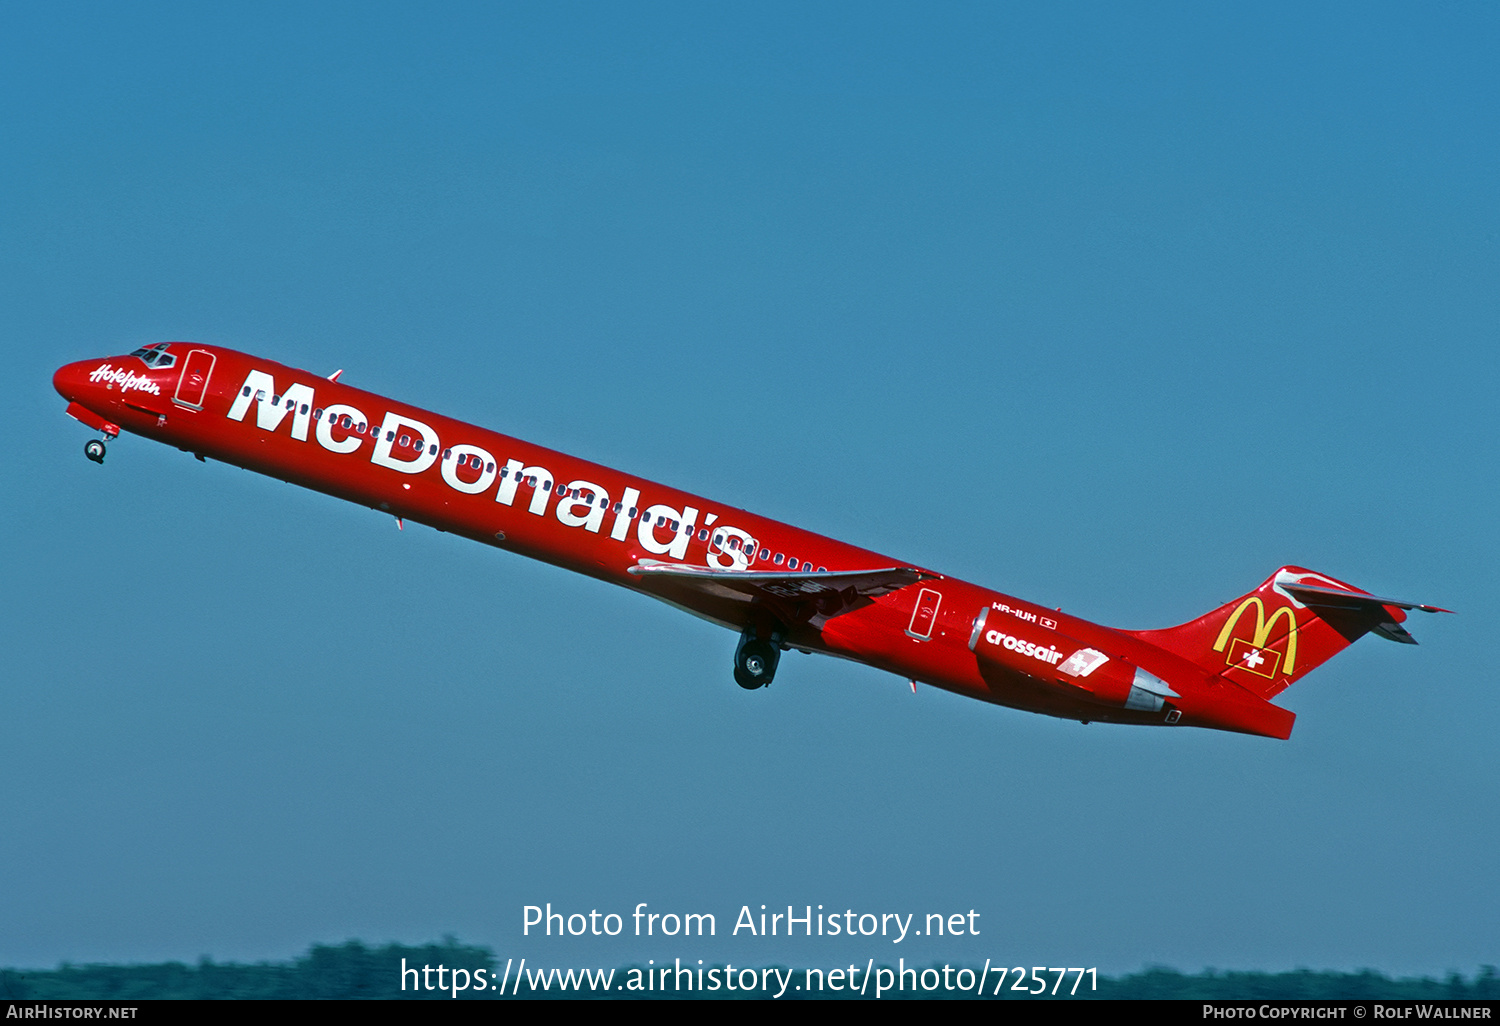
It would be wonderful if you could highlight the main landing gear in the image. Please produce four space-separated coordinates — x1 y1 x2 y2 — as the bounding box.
84 438 107 464
733 625 783 690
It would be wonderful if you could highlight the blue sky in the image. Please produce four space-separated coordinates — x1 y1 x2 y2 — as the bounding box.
2 2 1496 977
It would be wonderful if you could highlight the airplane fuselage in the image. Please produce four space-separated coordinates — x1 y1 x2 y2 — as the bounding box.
56 344 1435 740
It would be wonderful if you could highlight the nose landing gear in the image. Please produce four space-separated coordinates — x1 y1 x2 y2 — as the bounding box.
84 439 107 464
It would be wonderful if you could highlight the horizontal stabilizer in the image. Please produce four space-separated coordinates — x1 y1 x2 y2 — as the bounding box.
1278 581 1452 616
1277 581 1451 646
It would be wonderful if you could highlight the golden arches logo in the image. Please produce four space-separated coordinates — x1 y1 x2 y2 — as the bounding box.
1213 597 1299 677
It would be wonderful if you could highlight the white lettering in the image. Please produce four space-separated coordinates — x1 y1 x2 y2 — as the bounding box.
371 412 439 475
227 370 315 440
556 480 609 532
610 487 642 541
984 629 1064 666
89 362 162 396
443 444 498 495
707 526 753 570
637 504 697 560
496 461 554 515
732 905 757 936
316 403 366 454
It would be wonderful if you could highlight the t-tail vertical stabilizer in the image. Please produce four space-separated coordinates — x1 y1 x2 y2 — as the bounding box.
1122 566 1451 700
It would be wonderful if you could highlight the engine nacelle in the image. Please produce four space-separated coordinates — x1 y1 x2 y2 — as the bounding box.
968 607 1177 711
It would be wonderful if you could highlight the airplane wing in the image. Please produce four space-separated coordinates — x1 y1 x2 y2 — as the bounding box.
627 560 937 629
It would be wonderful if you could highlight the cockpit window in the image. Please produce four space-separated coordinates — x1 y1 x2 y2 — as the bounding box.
128 343 177 370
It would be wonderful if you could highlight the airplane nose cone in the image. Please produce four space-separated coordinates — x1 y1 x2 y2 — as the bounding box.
53 360 93 402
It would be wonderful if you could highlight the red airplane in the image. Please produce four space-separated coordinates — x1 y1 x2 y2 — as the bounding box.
53 343 1449 739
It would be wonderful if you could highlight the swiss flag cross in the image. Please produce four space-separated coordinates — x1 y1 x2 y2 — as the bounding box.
1227 637 1282 679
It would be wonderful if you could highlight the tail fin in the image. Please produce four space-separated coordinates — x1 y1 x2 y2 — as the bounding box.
1123 567 1449 699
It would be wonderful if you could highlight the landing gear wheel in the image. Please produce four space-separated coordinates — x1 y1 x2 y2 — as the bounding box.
84 439 106 464
734 637 779 690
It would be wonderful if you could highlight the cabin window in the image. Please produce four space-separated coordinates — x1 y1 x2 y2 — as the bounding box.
788 558 799 570
612 502 622 513
698 528 708 541
729 538 741 551
242 386 251 397
486 462 495 473
272 395 281 405
399 434 410 447
818 566 827 573
774 553 784 565
301 404 309 415
313 408 323 419
628 507 638 518
429 444 437 455
442 448 451 459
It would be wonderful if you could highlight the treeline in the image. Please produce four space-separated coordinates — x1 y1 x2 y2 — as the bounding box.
0 941 492 1001
0 942 1495 1000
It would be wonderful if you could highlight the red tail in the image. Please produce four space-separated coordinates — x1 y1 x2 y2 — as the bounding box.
1123 567 1416 699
